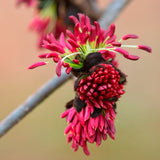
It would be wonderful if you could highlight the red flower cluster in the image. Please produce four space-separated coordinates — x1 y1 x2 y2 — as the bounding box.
61 63 125 155
17 0 66 47
77 64 124 104
29 13 151 76
28 13 151 155
61 104 115 155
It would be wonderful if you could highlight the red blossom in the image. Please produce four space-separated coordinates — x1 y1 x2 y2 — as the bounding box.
60 61 126 155
77 64 125 108
29 16 50 33
61 105 116 156
22 4 152 156
28 13 152 155
26 13 151 75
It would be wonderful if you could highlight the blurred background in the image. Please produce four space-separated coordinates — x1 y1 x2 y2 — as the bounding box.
0 0 159 159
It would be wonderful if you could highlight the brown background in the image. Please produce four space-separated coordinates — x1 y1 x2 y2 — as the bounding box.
0 0 159 159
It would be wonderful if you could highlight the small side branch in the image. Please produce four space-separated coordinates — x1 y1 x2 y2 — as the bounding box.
0 0 131 138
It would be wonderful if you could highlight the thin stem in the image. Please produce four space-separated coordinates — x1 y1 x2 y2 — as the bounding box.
61 52 81 61
121 45 137 48
0 0 132 138
92 47 115 52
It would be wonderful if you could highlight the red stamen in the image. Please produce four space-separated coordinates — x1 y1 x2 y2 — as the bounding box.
67 39 79 48
109 24 115 38
122 34 139 40
111 42 121 47
56 60 63 77
66 67 72 74
138 45 152 53
28 62 46 69
38 53 48 58
73 59 80 64
115 48 139 60
46 53 59 58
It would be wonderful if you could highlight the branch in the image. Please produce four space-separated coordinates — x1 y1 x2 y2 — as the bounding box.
0 70 72 137
99 0 131 30
69 0 102 20
0 0 131 138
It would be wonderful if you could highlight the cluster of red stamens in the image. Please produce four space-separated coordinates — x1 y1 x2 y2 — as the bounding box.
27 13 152 156
77 64 124 107
28 14 151 77
61 103 116 155
60 62 126 155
